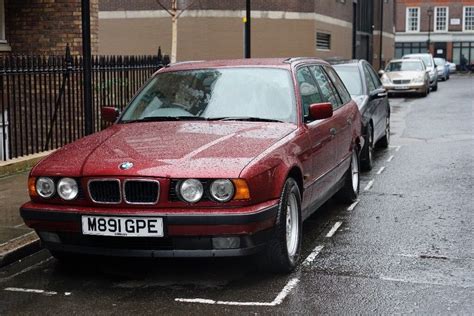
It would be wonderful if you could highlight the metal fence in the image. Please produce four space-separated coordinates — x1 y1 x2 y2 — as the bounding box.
0 48 165 161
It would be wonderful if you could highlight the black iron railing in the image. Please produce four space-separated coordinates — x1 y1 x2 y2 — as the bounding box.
0 48 166 161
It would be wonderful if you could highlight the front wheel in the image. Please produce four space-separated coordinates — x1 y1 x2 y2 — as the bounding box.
361 124 374 171
257 178 302 273
336 150 360 203
377 116 390 148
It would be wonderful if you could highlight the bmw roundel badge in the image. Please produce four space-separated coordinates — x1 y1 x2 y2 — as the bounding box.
119 161 134 170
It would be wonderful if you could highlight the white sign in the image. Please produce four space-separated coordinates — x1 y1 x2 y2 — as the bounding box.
437 49 443 54
450 18 461 25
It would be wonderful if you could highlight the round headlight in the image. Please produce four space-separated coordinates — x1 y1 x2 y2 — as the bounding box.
178 179 203 203
57 177 79 201
36 177 55 198
210 179 235 202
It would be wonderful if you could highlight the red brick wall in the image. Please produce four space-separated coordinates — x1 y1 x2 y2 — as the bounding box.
4 0 99 55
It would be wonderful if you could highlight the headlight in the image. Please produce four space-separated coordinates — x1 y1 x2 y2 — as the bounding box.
210 179 235 202
178 179 203 203
381 75 391 84
57 177 79 200
412 75 425 83
36 177 55 198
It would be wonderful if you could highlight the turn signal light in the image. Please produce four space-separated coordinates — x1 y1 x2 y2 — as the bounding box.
28 176 37 197
232 179 250 200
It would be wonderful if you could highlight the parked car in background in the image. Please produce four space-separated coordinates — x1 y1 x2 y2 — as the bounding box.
379 59 430 97
403 53 438 91
434 57 450 81
332 60 390 171
20 58 363 273
447 61 457 73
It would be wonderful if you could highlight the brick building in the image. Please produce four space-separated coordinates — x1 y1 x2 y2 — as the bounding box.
395 0 474 66
98 0 395 70
0 0 99 55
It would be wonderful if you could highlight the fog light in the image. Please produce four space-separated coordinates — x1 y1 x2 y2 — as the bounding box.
212 237 240 249
38 231 60 243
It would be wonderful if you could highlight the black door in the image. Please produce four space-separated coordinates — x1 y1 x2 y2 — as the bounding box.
434 42 447 59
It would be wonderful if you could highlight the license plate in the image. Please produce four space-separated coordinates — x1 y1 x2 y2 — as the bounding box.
394 86 409 90
82 216 164 237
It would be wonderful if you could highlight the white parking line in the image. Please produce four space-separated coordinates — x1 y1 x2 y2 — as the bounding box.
387 155 394 162
376 166 385 175
4 287 58 296
0 258 52 284
389 145 401 152
13 223 26 228
364 179 374 191
347 200 360 211
326 221 343 238
302 245 324 267
175 277 300 306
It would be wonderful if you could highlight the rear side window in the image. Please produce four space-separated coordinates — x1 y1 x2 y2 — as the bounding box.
323 66 352 105
363 65 377 92
296 67 323 118
309 65 341 110
365 63 383 89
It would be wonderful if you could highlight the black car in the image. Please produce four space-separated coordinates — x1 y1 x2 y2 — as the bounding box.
331 60 390 170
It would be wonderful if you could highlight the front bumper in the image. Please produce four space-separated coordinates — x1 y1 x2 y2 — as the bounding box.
384 83 426 94
20 201 279 257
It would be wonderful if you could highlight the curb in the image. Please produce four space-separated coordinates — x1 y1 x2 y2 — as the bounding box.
0 232 41 268
0 151 55 178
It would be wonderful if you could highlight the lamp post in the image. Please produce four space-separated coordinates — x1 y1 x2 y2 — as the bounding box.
427 7 433 53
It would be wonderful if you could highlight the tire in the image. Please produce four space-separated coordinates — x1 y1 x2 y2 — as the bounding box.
432 81 438 91
421 86 428 97
336 150 360 203
361 124 374 171
257 178 302 273
377 116 390 148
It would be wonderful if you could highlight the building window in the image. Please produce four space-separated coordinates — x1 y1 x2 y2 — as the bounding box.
452 42 474 66
434 7 448 32
316 32 331 50
463 6 474 31
406 7 420 32
0 0 5 42
395 42 427 59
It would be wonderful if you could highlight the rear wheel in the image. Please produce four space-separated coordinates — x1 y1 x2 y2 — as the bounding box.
377 116 390 148
361 124 374 171
336 150 360 203
257 178 302 273
432 81 438 91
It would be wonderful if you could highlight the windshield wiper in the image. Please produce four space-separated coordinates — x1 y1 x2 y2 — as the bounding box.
121 116 207 123
207 116 285 123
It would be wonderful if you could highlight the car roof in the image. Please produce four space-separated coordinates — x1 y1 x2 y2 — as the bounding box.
389 59 423 63
159 58 329 72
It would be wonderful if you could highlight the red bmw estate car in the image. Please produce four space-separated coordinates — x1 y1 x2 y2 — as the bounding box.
21 58 363 272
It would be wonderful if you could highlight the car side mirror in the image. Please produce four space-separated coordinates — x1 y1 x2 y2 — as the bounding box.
101 107 120 123
308 102 333 120
378 70 385 77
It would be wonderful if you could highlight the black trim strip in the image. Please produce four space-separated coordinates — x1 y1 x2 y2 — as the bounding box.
20 204 278 226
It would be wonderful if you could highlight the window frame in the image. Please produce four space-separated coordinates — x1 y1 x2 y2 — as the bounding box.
322 65 352 107
0 0 5 43
406 7 420 33
434 6 449 33
295 66 324 122
463 6 474 32
307 64 342 111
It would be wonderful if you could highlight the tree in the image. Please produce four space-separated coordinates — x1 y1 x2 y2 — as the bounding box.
155 0 198 63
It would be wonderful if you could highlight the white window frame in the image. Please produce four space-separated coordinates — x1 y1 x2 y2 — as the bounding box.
406 7 420 33
463 6 474 32
434 6 448 33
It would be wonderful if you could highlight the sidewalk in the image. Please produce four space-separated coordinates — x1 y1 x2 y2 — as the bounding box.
0 172 40 267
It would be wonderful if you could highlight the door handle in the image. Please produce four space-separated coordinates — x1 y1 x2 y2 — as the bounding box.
330 128 337 136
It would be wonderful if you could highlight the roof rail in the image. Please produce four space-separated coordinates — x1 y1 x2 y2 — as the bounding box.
283 57 322 64
166 60 205 67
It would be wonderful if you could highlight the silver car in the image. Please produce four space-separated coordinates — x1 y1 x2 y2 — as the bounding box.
379 59 430 97
403 53 438 91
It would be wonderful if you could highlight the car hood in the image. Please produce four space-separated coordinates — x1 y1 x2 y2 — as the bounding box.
386 71 424 81
32 121 296 178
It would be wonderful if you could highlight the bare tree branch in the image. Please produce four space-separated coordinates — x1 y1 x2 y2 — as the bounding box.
155 0 174 17
176 0 199 19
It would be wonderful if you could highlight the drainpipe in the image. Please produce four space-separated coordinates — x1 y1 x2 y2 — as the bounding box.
379 0 384 69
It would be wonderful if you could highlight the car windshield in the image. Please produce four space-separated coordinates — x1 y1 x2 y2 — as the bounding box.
120 68 297 124
333 65 363 96
434 58 446 66
386 61 424 72
405 55 432 67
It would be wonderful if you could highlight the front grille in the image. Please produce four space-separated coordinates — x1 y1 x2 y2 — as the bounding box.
393 79 410 84
88 180 121 203
124 180 160 204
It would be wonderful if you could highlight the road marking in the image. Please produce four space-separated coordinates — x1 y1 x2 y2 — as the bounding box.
326 221 343 238
0 258 52 284
302 245 324 267
379 276 473 289
376 166 385 175
389 145 401 152
175 277 300 306
364 179 374 191
0 231 36 248
347 199 359 211
13 223 26 228
4 287 58 296
387 155 394 162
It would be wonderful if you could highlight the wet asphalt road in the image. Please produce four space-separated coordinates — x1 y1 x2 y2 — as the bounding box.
1 76 473 315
